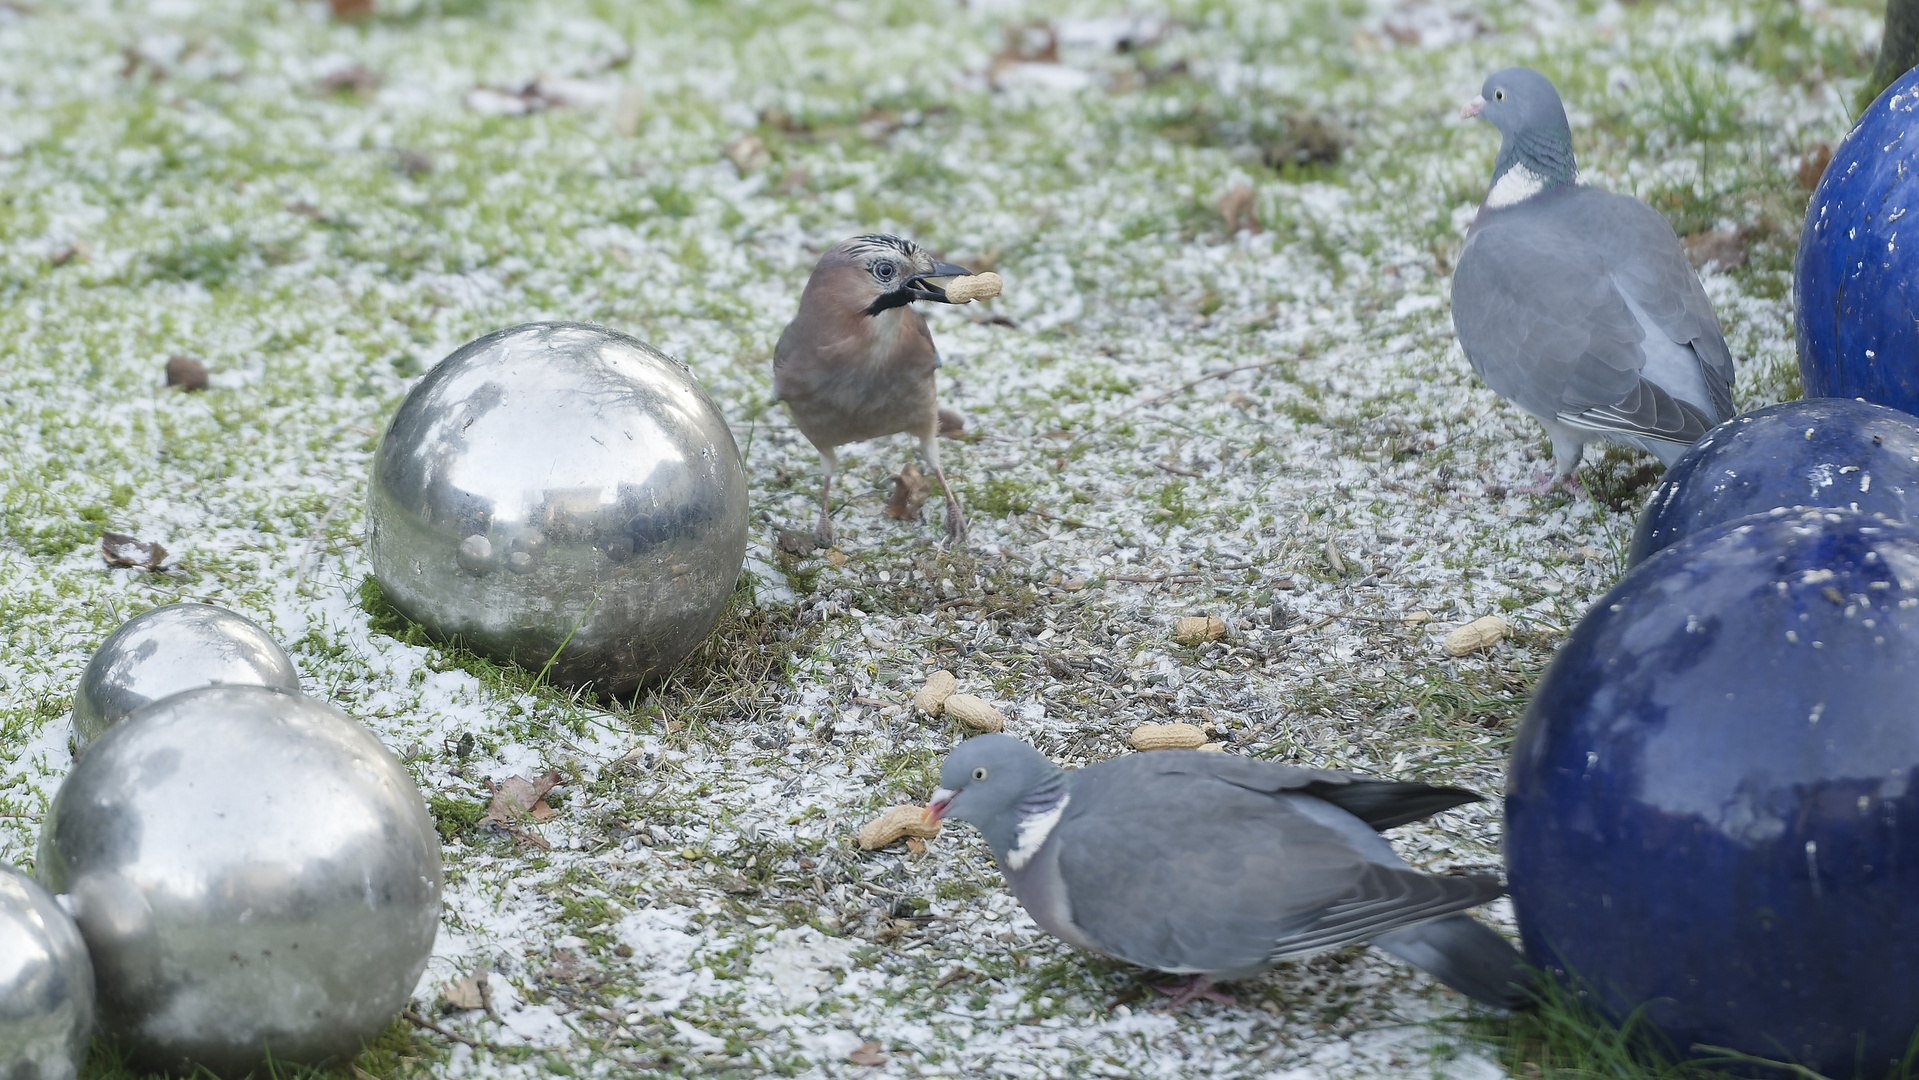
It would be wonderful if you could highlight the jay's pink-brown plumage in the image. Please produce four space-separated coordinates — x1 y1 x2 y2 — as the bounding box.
774 235 971 545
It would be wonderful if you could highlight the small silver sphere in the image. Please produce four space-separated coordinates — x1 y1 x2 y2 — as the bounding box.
366 322 749 692
37 686 442 1076
71 603 301 748
0 861 94 1080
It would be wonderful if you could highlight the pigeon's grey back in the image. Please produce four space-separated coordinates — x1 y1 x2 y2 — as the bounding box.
1048 753 1504 977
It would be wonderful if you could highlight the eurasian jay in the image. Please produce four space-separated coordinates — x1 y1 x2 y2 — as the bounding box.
774 234 973 546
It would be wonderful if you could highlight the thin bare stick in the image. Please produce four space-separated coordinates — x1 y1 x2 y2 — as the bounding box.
402 1009 482 1049
1069 355 1315 445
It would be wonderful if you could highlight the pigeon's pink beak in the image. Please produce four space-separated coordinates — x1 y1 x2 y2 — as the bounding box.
1460 95 1486 120
924 788 957 825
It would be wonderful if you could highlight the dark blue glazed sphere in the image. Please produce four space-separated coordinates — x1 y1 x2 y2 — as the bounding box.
1629 398 1919 565
1797 69 1919 413
1509 508 1919 1077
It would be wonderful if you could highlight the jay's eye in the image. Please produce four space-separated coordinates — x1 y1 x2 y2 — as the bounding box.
972 767 989 781
874 260 898 282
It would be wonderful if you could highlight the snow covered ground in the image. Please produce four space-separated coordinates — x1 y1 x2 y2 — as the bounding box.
0 0 1871 1075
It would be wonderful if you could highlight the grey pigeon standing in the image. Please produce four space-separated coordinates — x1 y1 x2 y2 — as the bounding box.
926 734 1530 1009
774 235 973 546
1452 67 1734 493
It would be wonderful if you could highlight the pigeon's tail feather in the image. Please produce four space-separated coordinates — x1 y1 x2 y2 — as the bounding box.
1373 915 1532 1009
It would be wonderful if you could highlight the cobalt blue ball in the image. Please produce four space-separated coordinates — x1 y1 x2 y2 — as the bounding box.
1797 69 1919 412
1629 398 1919 565
1509 508 1919 1076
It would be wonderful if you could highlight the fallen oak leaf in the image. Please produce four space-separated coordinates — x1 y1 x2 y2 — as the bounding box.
101 533 167 571
884 463 932 521
847 1041 887 1067
481 770 562 825
443 970 487 1010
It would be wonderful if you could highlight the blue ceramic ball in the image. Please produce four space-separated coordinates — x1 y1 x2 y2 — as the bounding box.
1629 398 1919 565
1797 69 1919 411
1509 508 1919 1075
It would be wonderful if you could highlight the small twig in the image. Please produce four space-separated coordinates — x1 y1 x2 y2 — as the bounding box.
1069 354 1316 445
1107 573 1203 584
477 972 506 1027
1155 462 1202 479
1298 609 1430 625
1026 507 1096 530
402 1009 482 1048
294 485 355 594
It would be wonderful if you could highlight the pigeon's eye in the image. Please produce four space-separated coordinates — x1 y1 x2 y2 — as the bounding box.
1494 89 1505 101
972 767 989 782
874 260 898 282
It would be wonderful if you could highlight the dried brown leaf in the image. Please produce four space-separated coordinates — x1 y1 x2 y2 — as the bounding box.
847 1041 888 1067
443 970 487 1010
101 533 167 571
885 464 933 521
1217 182 1259 234
1798 144 1833 192
482 770 561 825
1682 229 1748 274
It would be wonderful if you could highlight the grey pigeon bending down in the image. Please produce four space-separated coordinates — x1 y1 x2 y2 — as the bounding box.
926 735 1530 1009
774 235 973 546
1452 68 1733 493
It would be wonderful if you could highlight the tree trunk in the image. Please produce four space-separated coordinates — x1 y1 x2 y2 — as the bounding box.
1867 0 1919 109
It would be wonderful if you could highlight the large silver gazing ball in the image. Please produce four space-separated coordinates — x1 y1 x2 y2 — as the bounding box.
36 686 442 1077
366 322 749 693
0 861 94 1080
71 603 301 749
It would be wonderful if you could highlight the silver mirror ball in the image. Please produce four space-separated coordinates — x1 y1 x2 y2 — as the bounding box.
70 602 301 748
367 322 749 693
36 686 442 1076
0 861 94 1080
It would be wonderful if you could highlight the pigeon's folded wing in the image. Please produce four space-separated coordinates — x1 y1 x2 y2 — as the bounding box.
1134 750 1482 832
1454 214 1715 445
1050 773 1499 975
1567 190 1735 422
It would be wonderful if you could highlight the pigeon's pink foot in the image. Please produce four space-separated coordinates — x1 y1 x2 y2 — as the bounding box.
1514 470 1580 497
1151 976 1236 1009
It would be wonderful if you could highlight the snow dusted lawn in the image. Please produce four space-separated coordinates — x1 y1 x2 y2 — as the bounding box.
0 0 1871 1076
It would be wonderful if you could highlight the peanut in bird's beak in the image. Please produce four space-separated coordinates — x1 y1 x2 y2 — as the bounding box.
924 788 957 825
1460 95 1486 120
908 259 974 304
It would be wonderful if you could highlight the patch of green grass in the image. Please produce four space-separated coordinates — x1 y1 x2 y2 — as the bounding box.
1472 971 1919 1080
965 474 1035 518
427 792 486 841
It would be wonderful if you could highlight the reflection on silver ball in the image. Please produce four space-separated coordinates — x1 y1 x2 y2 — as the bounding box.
0 861 93 1080
366 322 749 692
37 686 442 1076
70 603 300 749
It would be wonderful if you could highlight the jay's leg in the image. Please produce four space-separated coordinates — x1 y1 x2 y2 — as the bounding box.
921 433 967 546
815 446 838 547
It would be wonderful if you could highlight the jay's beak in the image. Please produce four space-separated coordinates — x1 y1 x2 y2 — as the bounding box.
906 259 974 304
1460 95 1486 120
924 787 958 825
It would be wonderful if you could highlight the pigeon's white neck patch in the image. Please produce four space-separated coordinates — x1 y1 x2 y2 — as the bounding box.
1006 794 1070 871
1485 164 1563 208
